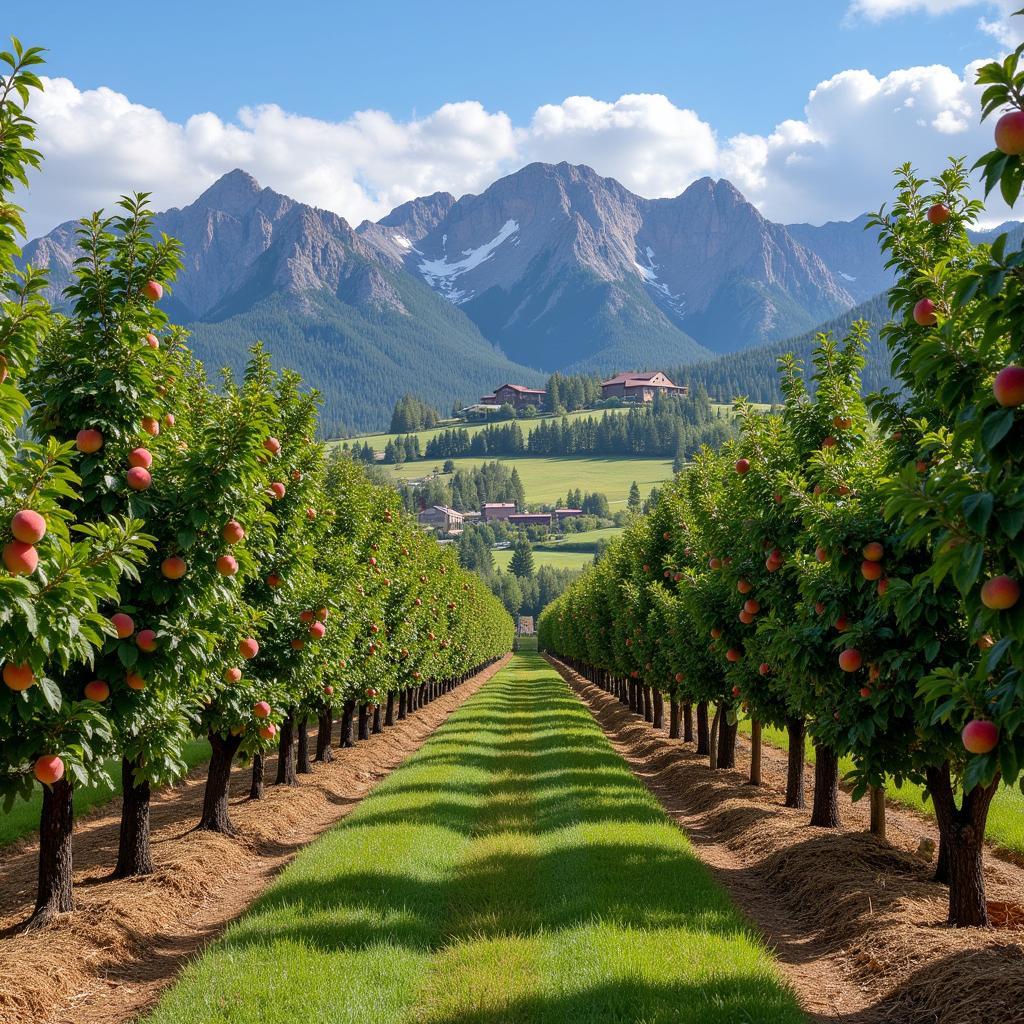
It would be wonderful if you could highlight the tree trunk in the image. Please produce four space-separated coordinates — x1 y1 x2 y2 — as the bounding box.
748 721 762 786
784 716 806 809
869 784 885 838
372 705 383 734
357 703 370 740
669 699 681 739
927 763 999 926
642 686 653 722
30 777 75 926
810 743 841 827
683 702 693 742
717 714 737 769
708 704 722 769
385 692 396 726
316 709 334 763
340 699 356 747
200 731 243 831
398 689 407 720
276 715 297 786
296 714 311 773
696 701 709 756
652 689 664 729
114 756 153 877
249 752 265 800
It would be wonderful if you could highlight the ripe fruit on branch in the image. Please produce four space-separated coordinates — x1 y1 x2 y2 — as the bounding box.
675 672 685 683
263 436 281 455
164 413 175 428
223 520 245 544
266 574 281 589
815 546 828 563
309 620 326 639
876 578 889 597
223 667 242 683
316 607 328 621
962 719 998 754
731 686 741 697
290 638 305 650
144 279 163 301
912 298 937 326
859 687 872 699
3 663 33 690
3 540 38 575
710 627 722 639
11 510 46 544
814 602 826 616
253 701 271 719
833 415 853 429
259 723 277 740
324 685 334 696
708 557 722 570
758 663 770 676
743 599 760 615
110 612 135 638
306 508 317 520
299 610 315 624
125 672 146 691
993 365 1024 407
838 649 862 672
136 629 158 652
141 417 160 436
861 559 884 581
821 436 837 449
239 637 259 659
739 610 754 624
834 615 849 632
34 755 64 785
737 579 752 594
75 428 103 453
83 680 110 701
862 542 884 561
735 458 750 474
161 555 187 579
126 467 152 491
128 447 153 469
217 555 238 576
269 482 286 499
145 332 159 349
726 648 742 662
980 575 1020 610
995 110 1024 155
926 203 950 224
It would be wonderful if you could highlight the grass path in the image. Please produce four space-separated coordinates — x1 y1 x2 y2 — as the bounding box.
145 653 802 1024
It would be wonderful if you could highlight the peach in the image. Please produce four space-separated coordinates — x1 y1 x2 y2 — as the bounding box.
266 573 282 588
126 466 152 491
675 671 685 683
876 578 890 597
814 601 826 616
161 555 187 579
324 685 334 696
34 755 64 785
726 648 742 662
164 413 175 428
110 612 135 638
75 428 103 453
263 436 281 455
994 110 1024 155
259 723 277 740
239 637 259 659
222 520 245 544
758 663 771 676
743 599 760 615
306 507 317 520
11 510 46 544
980 575 1020 610
926 203 950 225
125 672 146 691
3 662 34 690
962 719 998 754
142 416 160 437
861 559 884 581
223 666 242 683
834 615 849 632
144 280 163 301
913 298 937 326
145 332 160 349
993 365 1024 407
316 607 328 621
737 579 752 594
838 649 862 672
136 629 158 652
815 546 828 563
253 701 271 718
735 458 750 474
269 482 286 499
3 540 38 575
291 638 305 650
216 554 238 576
821 436 837 448
299 610 315 623
83 680 110 702
863 541 884 561
128 447 153 469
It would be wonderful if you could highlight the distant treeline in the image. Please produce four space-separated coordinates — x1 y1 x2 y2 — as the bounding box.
389 394 441 433
400 460 527 514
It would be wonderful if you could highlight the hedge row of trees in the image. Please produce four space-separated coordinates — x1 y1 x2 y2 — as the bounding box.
389 393 441 434
0 51 513 928
401 461 527 514
541 62 1024 927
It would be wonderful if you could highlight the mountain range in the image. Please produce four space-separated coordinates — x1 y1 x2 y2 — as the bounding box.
23 162 1020 433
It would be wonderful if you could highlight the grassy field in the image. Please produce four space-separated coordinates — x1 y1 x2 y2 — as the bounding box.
535 526 625 551
384 455 676 506
494 547 596 572
739 719 1024 855
0 738 212 848
145 654 802 1024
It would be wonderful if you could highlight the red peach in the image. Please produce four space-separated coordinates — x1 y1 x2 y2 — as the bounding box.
980 575 1020 610
962 719 998 754
263 436 281 455
144 280 163 301
994 110 1024 155
913 298 937 326
993 365 1024 407
3 662 34 690
926 203 950 225
126 467 152 491
223 667 242 683
34 755 64 785
142 417 160 436
111 612 135 638
126 672 146 691
217 554 238 576
222 520 245 544
136 629 158 652
75 428 103 453
11 510 46 544
83 680 110 701
3 540 38 575
239 637 259 659
128 447 153 469
838 649 862 672
161 555 187 579
253 701 271 718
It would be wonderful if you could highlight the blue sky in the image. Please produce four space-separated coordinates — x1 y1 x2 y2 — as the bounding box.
9 0 1002 134
10 0 1023 236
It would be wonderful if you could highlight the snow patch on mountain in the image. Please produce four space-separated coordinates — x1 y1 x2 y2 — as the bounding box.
418 219 519 304
634 246 686 315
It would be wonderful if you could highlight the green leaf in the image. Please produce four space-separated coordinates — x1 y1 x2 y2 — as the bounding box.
39 677 62 712
981 407 1015 448
962 492 994 534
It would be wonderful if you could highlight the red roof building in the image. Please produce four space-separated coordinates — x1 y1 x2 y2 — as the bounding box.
600 371 687 403
479 383 548 410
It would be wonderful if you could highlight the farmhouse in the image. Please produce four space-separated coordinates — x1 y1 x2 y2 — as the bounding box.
417 505 464 533
479 383 548 411
553 508 583 521
600 371 688 403
482 502 516 521
508 512 553 527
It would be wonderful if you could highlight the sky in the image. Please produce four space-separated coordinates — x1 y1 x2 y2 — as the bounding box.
9 0 1024 237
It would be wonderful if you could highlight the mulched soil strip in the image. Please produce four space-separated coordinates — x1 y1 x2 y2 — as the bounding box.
0 656 510 1024
549 656 1024 1024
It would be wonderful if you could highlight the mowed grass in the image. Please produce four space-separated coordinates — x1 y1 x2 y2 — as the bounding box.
384 454 676 506
145 654 803 1024
0 738 212 848
493 547 595 572
738 719 1024 855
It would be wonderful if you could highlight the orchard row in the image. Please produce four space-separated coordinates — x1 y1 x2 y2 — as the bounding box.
541 46 1024 929
0 45 513 928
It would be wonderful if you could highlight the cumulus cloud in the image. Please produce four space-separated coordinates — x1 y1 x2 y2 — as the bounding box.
15 59 1017 239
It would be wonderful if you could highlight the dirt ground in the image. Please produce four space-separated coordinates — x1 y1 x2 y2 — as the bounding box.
551 657 1024 1024
0 657 509 1024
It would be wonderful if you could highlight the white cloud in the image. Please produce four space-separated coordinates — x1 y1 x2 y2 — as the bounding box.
846 0 1023 44
15 59 1019 240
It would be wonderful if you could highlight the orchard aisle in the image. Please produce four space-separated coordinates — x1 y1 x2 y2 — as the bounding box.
146 652 802 1024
